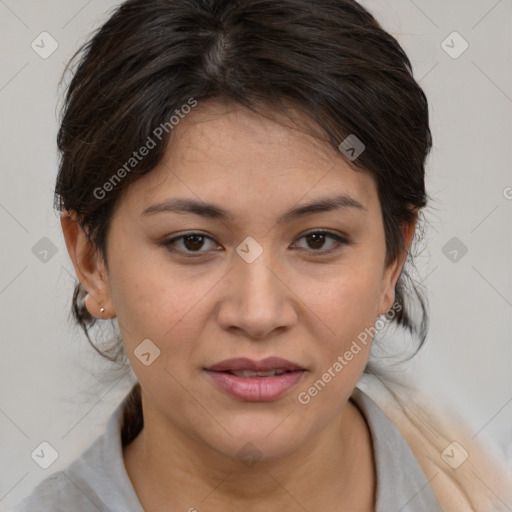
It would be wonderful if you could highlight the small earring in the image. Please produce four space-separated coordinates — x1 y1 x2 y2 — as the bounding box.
100 307 105 314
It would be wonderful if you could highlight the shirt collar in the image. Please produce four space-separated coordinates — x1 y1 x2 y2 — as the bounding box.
350 386 443 512
75 386 443 511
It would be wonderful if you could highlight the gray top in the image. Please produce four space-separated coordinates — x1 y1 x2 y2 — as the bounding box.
11 387 442 512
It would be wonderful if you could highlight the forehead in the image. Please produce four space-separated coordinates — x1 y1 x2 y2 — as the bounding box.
117 101 379 221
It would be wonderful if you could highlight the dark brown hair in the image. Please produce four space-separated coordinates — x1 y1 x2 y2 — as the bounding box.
56 0 432 439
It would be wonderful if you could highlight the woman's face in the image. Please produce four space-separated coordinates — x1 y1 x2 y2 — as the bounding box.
72 102 410 461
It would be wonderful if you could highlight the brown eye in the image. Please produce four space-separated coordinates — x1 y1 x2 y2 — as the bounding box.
305 232 328 250
160 232 220 255
181 234 206 251
160 230 349 257
293 230 349 253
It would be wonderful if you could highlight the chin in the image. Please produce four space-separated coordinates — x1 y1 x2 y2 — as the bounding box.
202 412 313 463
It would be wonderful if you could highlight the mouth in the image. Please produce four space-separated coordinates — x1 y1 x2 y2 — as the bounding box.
222 369 293 378
205 356 305 373
204 357 306 402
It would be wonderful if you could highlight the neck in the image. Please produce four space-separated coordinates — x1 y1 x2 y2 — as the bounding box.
123 395 375 511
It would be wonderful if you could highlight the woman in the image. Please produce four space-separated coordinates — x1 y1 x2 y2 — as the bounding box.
13 0 512 510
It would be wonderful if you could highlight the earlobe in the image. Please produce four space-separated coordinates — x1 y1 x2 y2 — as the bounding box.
377 253 405 317
60 210 115 318
377 212 418 316
85 292 112 319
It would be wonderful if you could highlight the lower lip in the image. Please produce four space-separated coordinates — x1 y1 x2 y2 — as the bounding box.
204 370 305 402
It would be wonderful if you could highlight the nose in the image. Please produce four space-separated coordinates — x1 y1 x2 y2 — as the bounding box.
216 248 297 339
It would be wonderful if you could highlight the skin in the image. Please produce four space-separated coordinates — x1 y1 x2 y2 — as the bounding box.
61 101 416 511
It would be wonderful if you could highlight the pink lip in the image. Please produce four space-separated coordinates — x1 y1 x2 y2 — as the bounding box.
205 369 305 402
204 357 307 402
205 357 304 372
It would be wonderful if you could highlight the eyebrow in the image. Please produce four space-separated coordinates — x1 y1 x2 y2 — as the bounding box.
141 194 367 224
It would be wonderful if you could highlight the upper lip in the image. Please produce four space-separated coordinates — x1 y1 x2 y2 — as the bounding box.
205 357 305 372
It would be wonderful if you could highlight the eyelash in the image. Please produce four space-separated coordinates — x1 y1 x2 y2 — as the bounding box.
159 230 350 257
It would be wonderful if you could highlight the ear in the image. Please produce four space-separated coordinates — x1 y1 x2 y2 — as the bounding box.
377 209 418 316
60 210 115 318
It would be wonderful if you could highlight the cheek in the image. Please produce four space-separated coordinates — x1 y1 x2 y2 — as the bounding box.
297 262 383 393
106 242 175 347
304 265 382 339
107 254 207 406
107 245 218 366
293 273 382 410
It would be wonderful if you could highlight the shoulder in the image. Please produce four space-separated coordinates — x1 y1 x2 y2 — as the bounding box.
359 373 512 512
10 391 144 512
10 400 124 512
352 385 444 511
9 470 105 512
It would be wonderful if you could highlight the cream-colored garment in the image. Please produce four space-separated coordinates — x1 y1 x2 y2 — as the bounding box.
358 373 512 512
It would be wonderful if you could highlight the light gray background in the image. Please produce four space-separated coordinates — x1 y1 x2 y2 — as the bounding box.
1 0 511 508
